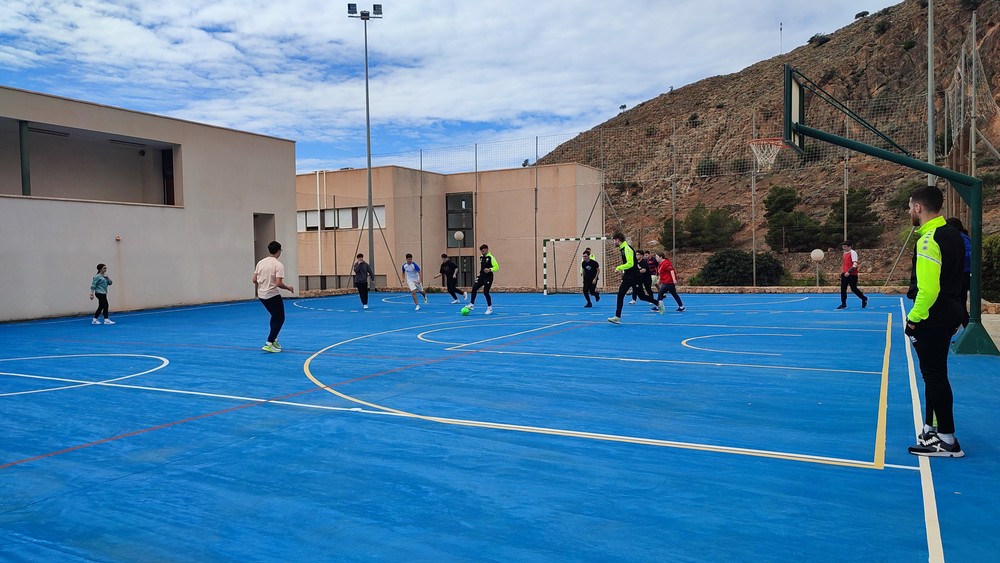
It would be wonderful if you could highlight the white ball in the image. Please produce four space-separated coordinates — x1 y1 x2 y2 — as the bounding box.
810 249 825 262
454 231 465 241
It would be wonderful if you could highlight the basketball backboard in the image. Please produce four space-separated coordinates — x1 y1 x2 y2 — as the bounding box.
783 64 806 154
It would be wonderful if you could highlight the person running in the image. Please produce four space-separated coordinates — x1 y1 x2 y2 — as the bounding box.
433 253 464 303
468 244 499 315
641 250 658 303
581 248 601 308
253 241 294 353
351 253 375 309
905 185 966 457
837 240 868 309
655 252 685 311
946 217 972 328
89 263 115 325
402 254 427 311
608 233 662 324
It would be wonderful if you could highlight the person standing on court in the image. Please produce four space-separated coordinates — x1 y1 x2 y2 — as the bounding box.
837 241 868 309
468 244 499 315
656 252 685 312
402 253 428 311
945 217 972 328
351 253 375 310
581 248 601 308
253 241 294 353
905 185 966 458
433 253 464 304
89 263 115 325
640 250 658 304
608 233 662 324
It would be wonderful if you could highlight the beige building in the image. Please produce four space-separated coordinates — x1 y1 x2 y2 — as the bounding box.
0 86 297 322
296 164 605 291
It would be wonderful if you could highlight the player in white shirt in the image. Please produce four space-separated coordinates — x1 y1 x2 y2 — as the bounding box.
402 253 428 310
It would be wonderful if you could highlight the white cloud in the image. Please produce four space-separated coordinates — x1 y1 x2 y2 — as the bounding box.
0 0 900 171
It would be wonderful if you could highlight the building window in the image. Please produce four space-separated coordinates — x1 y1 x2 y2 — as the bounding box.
298 206 386 232
446 193 473 248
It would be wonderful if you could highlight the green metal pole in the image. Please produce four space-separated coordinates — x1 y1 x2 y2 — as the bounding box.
795 123 998 355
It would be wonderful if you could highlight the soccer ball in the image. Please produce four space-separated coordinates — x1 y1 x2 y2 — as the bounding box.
461 306 470 316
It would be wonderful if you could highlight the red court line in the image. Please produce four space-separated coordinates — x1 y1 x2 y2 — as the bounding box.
2 322 591 470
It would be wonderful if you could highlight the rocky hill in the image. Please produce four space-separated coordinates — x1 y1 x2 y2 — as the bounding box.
540 0 1000 279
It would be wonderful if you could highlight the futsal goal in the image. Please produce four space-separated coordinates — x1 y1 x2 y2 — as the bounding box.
542 236 623 295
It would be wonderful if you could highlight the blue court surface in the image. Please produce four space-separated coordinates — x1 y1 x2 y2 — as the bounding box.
2 292 998 561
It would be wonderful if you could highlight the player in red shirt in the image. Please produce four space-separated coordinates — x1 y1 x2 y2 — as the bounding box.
837 240 868 309
655 252 685 311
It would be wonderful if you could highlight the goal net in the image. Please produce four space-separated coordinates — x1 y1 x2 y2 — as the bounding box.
542 236 623 294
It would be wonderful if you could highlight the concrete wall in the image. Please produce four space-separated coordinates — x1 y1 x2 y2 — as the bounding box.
0 86 297 321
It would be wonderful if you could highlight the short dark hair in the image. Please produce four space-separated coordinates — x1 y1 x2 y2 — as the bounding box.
842 241 852 247
96 263 106 272
267 241 281 254
356 253 364 259
441 253 449 258
612 232 625 242
910 185 943 213
405 253 413 259
479 244 489 250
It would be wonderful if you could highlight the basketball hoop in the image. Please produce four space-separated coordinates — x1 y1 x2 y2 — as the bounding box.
748 137 786 173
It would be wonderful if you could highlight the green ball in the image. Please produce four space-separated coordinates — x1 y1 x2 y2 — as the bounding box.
461 306 470 316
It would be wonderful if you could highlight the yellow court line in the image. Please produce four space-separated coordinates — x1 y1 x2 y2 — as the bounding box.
899 299 945 562
302 323 890 469
873 314 892 469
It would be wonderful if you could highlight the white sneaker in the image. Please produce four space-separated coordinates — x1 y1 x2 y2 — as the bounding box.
103 319 116 325
463 292 468 302
485 306 493 315
451 299 459 304
423 295 428 304
92 318 101 325
467 304 474 310
363 304 368 309
607 316 621 324
415 305 421 311
628 300 636 305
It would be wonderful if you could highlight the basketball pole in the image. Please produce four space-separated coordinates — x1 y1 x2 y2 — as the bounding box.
791 122 998 356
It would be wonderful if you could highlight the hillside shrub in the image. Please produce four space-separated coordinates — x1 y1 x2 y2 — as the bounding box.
984 235 1000 302
681 203 741 250
874 20 890 35
694 249 785 286
902 39 917 51
808 33 831 47
855 11 869 19
822 187 884 248
687 113 700 128
959 0 981 11
695 158 721 177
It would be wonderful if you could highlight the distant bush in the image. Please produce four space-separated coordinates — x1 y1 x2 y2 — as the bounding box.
687 113 700 128
855 11 869 19
902 39 917 51
960 0 982 11
874 20 891 35
984 235 1000 302
808 33 831 47
694 249 785 286
979 171 1000 190
695 158 721 177
729 157 751 175
645 126 657 137
887 180 922 210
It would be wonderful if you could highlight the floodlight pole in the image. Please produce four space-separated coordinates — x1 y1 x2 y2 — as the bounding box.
349 4 382 278
927 0 936 187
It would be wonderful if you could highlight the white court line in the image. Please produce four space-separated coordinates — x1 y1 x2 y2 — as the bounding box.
680 333 800 356
900 299 944 562
0 354 169 397
2 302 247 326
422 321 573 351
476 349 881 375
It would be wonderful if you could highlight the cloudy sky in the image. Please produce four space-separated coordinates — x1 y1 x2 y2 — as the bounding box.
1 0 899 172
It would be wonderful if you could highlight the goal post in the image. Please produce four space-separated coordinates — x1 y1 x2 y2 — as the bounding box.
542 236 622 295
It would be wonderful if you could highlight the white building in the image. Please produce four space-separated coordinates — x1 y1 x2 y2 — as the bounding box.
0 86 297 322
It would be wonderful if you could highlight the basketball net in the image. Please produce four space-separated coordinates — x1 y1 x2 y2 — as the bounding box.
748 138 785 173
